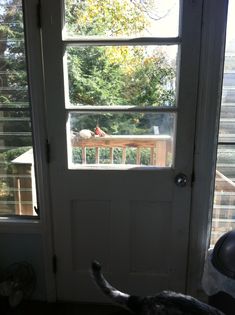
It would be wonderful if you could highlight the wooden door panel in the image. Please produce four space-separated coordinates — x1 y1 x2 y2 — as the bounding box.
129 201 171 274
70 199 111 272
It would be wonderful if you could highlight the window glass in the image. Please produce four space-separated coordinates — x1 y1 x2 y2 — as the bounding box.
66 45 178 108
211 0 235 246
64 0 180 38
0 0 37 216
64 1 179 169
68 112 175 168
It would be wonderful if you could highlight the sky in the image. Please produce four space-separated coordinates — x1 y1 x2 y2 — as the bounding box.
145 0 179 37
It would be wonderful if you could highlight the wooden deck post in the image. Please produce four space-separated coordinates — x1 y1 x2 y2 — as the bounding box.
156 141 167 166
122 148 126 164
110 148 114 163
95 147 100 164
82 147 86 164
136 148 141 165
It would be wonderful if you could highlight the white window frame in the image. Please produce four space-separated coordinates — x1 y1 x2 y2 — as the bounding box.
62 2 181 170
187 0 229 297
0 0 56 302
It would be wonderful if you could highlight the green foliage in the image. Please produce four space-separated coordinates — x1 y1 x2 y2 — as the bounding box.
65 0 148 36
2 146 31 163
124 53 175 106
0 146 31 203
0 0 31 148
0 0 32 210
68 47 126 105
68 45 175 109
65 1 176 143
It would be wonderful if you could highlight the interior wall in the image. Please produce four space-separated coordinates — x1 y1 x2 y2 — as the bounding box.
0 233 46 300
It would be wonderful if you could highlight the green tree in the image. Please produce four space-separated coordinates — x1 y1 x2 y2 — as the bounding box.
66 0 175 111
0 0 32 208
68 47 126 105
0 0 31 147
65 0 148 36
65 0 176 164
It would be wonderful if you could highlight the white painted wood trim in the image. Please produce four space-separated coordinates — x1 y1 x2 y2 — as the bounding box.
187 0 229 298
63 37 181 46
23 0 56 302
168 0 204 291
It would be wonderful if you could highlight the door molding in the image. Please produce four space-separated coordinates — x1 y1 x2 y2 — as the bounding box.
187 0 229 298
23 0 56 301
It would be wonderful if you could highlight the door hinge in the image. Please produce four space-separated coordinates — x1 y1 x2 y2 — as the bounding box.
46 140 51 163
37 0 42 28
52 254 57 274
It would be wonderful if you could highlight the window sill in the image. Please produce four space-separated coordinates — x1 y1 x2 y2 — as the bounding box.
68 164 172 170
0 217 41 234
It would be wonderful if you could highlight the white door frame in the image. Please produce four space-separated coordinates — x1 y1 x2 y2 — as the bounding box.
23 0 56 301
187 0 229 298
23 0 229 301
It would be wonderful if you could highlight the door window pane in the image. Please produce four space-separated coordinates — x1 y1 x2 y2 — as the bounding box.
66 45 178 107
64 0 180 38
68 112 175 168
210 0 235 246
0 0 37 217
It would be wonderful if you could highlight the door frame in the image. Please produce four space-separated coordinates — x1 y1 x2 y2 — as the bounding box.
187 0 229 298
23 0 56 301
24 0 229 301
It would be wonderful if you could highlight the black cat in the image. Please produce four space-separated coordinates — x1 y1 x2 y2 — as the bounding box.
91 261 225 315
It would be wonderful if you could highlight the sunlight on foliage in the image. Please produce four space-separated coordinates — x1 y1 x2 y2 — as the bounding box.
65 0 149 36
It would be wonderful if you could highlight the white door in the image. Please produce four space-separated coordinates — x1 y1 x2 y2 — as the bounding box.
41 0 203 302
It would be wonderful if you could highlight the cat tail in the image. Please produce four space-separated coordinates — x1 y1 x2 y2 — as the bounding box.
91 261 131 307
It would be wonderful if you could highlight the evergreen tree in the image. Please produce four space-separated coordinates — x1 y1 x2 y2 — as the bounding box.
65 0 176 136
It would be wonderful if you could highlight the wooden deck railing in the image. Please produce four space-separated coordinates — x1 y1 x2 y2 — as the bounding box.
71 134 172 166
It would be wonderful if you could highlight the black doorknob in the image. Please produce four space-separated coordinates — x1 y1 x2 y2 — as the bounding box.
175 173 188 187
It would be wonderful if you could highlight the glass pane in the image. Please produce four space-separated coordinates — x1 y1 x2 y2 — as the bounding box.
66 45 178 107
210 0 235 246
68 112 175 168
219 85 235 142
216 145 235 180
0 0 37 217
213 144 235 247
64 0 180 38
